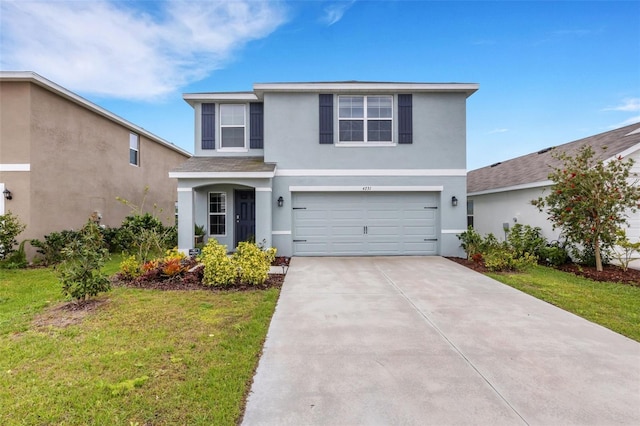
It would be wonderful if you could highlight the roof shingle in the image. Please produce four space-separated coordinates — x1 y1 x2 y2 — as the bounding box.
171 156 275 174
468 123 640 194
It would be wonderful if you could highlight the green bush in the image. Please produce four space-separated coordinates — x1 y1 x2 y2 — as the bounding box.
30 229 80 266
119 254 142 280
232 241 276 285
201 239 236 287
57 221 110 301
118 213 176 262
0 211 26 261
0 240 28 269
611 229 640 272
507 224 546 259
538 242 570 266
457 226 484 260
484 248 537 272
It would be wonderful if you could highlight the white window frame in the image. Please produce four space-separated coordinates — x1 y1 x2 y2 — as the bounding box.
219 104 247 151
337 95 394 145
129 132 139 166
208 191 227 236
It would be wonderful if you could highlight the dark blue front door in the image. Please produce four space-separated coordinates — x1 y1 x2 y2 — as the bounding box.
235 190 255 246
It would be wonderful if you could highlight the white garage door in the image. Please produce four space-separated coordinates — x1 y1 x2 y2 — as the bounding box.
292 192 439 256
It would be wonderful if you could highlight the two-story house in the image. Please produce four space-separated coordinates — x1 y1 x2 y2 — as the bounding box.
170 82 478 257
0 71 191 258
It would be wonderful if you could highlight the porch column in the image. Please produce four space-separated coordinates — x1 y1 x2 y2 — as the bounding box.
177 187 194 253
255 188 272 248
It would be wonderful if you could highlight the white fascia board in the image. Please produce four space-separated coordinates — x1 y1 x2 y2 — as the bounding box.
183 92 259 107
0 164 30 172
603 142 640 164
253 82 478 97
289 186 444 192
0 72 191 158
468 180 553 196
276 169 466 177
441 229 468 234
168 171 275 179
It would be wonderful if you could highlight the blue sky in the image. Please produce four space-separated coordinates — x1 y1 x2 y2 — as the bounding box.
1 0 639 170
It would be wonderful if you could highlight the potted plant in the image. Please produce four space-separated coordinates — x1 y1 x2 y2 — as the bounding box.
194 224 205 246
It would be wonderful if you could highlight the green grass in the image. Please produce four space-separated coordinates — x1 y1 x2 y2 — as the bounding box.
488 265 640 342
0 256 280 425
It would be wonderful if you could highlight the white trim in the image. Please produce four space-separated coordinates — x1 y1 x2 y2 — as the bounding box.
169 171 276 179
255 187 272 192
468 180 552 196
272 230 292 235
441 229 467 234
335 143 397 148
0 72 191 158
289 185 444 192
0 164 30 172
177 187 193 192
0 183 5 215
183 92 258 102
277 169 466 177
604 142 640 164
208 191 227 237
253 82 479 97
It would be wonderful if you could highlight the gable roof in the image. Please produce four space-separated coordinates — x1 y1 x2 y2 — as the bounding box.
0 71 191 158
468 123 640 195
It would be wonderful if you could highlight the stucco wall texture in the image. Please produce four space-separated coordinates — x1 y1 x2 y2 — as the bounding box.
0 80 189 257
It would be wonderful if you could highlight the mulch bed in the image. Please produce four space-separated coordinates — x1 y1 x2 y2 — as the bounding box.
112 256 292 292
446 256 640 287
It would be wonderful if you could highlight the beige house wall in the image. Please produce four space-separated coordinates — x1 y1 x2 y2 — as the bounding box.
0 77 190 258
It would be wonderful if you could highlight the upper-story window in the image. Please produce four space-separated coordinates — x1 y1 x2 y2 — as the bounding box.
220 104 246 149
338 95 393 143
129 132 139 166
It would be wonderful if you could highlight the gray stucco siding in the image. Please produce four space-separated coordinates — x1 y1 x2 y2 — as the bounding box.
263 92 467 170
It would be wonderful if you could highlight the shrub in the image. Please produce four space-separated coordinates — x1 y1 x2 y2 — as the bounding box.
507 224 546 259
0 211 26 260
232 241 276 285
611 229 640 272
30 230 80 266
458 227 484 259
57 220 110 302
484 248 537 272
538 241 570 266
119 254 142 280
201 239 236 287
0 240 28 269
572 243 611 267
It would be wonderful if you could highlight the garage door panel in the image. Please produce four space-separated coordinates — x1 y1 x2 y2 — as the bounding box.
293 192 439 256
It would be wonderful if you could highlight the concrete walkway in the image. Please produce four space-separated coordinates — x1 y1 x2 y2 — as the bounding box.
242 257 640 425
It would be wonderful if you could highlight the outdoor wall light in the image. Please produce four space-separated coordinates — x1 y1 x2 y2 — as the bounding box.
277 196 284 207
3 188 12 200
451 196 458 207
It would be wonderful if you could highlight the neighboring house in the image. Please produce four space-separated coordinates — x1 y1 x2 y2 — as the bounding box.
467 123 640 242
0 71 191 257
170 81 478 257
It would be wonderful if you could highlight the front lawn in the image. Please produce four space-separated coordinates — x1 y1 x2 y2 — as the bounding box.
0 258 280 425
487 265 640 342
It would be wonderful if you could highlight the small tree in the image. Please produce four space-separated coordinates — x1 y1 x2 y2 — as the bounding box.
532 145 640 271
58 220 110 302
0 211 26 260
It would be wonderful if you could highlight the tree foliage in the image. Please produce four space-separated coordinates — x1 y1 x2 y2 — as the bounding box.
531 145 640 271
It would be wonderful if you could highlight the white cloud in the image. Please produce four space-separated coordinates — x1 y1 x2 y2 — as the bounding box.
0 0 286 100
603 98 640 112
321 1 356 26
608 115 640 129
487 128 508 134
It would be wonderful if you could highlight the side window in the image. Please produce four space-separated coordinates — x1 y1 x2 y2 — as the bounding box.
467 199 474 228
220 104 246 149
209 192 227 236
129 133 139 166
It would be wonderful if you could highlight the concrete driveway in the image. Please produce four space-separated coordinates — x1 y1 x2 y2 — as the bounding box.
242 257 640 425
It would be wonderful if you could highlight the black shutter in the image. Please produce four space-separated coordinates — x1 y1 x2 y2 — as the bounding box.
319 94 334 144
202 103 215 149
249 103 264 149
398 94 413 144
